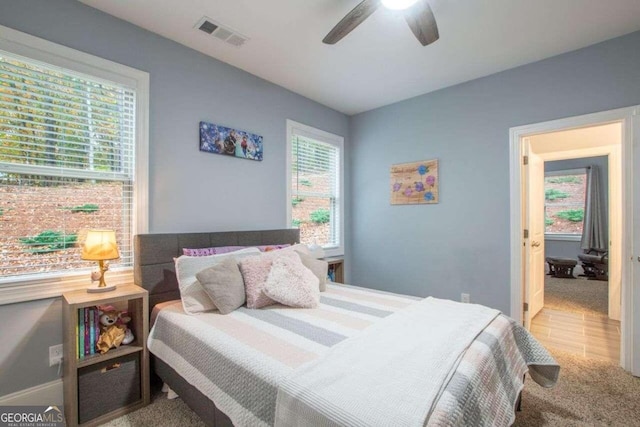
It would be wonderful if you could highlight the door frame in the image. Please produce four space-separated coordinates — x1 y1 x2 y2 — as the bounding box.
509 105 638 374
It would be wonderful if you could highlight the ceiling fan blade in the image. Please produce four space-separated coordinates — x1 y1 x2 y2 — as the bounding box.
323 0 381 45
404 0 439 46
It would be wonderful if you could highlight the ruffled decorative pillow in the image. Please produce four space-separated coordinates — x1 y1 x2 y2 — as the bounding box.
263 256 320 308
239 251 301 309
183 246 245 256
183 244 291 256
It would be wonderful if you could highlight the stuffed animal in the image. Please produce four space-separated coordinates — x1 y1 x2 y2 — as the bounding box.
96 308 135 354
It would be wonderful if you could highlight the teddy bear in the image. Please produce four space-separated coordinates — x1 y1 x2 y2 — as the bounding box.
96 308 135 354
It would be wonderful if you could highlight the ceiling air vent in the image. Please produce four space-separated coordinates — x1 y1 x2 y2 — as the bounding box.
198 20 218 35
194 16 249 48
213 27 234 41
226 34 247 47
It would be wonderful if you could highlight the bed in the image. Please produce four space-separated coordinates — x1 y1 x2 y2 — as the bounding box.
135 229 559 427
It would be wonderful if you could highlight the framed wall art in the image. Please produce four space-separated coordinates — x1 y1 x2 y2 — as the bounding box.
390 159 439 205
199 121 263 161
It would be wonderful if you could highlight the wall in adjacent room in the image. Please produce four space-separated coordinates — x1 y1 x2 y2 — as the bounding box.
0 0 348 397
347 30 640 310
544 156 609 261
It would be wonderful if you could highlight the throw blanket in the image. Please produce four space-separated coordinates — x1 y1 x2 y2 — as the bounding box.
275 298 501 427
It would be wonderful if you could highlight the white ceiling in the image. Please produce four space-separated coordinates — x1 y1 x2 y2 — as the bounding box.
79 0 640 115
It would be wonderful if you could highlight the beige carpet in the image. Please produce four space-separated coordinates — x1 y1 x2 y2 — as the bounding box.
544 275 608 318
103 348 640 427
101 391 205 427
514 348 640 426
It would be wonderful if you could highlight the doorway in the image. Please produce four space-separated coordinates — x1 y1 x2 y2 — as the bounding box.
508 106 639 376
526 123 621 363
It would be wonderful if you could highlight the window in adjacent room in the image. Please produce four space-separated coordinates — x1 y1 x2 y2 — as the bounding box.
0 26 148 298
544 168 587 238
286 120 344 256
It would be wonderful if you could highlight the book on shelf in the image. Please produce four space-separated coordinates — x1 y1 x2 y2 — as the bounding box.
76 321 80 360
83 308 90 357
89 308 95 356
95 309 100 353
77 306 101 359
78 309 84 359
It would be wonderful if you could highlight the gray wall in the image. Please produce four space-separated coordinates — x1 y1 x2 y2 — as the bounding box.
0 0 348 397
348 31 640 310
544 156 609 260
0 299 62 397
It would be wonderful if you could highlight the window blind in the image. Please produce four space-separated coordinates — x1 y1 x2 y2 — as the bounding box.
0 50 135 279
290 134 340 248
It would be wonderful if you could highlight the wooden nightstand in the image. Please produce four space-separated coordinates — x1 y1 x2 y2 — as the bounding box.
62 284 150 426
324 256 344 283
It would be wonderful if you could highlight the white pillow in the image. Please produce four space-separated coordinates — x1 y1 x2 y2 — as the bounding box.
263 255 320 308
307 244 326 259
277 243 312 257
175 247 260 315
297 251 328 292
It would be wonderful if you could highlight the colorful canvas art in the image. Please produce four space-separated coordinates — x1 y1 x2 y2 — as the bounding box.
199 121 263 161
390 159 439 205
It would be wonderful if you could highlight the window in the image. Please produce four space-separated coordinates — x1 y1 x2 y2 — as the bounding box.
0 26 148 302
287 120 343 256
544 169 587 238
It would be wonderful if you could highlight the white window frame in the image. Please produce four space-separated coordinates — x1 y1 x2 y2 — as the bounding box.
286 120 344 257
544 167 587 241
0 25 149 304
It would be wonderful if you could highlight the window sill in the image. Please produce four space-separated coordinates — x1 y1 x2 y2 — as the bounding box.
0 268 133 305
545 233 582 242
322 246 344 258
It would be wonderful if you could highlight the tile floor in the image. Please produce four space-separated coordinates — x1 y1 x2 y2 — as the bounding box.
531 308 620 363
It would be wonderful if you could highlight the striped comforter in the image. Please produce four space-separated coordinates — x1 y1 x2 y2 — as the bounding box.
147 284 559 427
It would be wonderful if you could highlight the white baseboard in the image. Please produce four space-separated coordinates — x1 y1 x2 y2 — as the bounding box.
0 379 63 406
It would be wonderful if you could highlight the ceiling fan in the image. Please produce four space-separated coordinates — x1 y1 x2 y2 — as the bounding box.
323 0 439 46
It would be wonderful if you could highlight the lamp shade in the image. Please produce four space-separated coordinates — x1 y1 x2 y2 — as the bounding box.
81 230 119 261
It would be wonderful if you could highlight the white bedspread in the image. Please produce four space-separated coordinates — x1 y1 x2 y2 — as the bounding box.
274 297 500 427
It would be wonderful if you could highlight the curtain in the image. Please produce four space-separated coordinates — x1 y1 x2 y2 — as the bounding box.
581 165 607 251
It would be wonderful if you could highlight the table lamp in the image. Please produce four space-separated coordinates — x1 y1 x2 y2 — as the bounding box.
82 229 120 293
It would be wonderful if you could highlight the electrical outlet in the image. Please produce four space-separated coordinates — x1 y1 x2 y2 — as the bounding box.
49 344 63 367
461 293 470 303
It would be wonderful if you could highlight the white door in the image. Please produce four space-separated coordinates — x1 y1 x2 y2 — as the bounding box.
524 143 545 329
633 111 640 375
608 145 622 321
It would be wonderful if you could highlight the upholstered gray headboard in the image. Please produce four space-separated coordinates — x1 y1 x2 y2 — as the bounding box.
134 229 300 308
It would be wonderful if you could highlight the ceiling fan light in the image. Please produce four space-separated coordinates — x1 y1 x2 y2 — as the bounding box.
381 0 419 10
